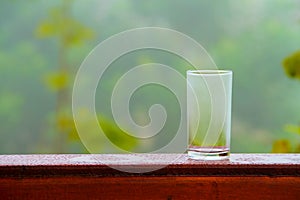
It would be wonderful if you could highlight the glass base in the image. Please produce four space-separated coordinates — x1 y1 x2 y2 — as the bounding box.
188 147 229 161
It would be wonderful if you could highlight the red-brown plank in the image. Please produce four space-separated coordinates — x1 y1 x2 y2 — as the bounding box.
1 176 300 200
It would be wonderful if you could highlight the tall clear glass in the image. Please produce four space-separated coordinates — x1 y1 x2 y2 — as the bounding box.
187 70 232 160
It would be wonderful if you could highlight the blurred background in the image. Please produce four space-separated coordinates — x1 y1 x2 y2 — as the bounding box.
1 0 300 154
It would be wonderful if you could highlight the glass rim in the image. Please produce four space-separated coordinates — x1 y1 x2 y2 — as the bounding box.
187 69 232 76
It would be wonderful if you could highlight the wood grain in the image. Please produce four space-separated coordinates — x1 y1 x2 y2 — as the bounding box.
1 154 300 199
1 176 300 199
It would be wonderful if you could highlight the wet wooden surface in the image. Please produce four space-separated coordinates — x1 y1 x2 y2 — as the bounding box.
1 154 300 199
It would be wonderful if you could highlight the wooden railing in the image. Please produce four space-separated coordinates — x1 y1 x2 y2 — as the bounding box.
1 154 300 199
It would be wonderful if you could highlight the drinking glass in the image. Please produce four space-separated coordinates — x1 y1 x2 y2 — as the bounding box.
187 70 232 160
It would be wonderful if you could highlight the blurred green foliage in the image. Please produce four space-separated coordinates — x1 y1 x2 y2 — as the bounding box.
34 0 94 152
35 0 137 153
35 1 94 45
1 0 300 153
272 50 300 153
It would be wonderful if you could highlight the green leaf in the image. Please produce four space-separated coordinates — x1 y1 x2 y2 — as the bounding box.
295 144 300 153
56 113 79 141
44 71 69 91
284 124 300 135
282 50 300 79
35 4 94 46
35 21 58 38
99 116 138 151
63 22 94 46
272 139 291 153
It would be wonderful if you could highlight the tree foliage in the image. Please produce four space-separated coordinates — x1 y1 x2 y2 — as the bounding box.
1 0 300 153
272 50 300 153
